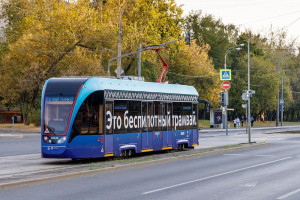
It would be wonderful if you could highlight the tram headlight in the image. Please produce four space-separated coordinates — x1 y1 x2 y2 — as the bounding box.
57 137 67 144
43 136 51 143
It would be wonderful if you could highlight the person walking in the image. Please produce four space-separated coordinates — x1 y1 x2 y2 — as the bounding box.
241 117 244 127
233 118 236 128
251 116 254 127
236 117 240 128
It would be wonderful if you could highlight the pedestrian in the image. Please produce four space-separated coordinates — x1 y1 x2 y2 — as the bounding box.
236 117 240 128
251 116 254 127
241 117 244 127
233 118 236 128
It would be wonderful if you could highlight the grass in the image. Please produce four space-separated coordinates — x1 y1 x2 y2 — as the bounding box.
198 120 300 128
0 123 39 129
222 144 242 149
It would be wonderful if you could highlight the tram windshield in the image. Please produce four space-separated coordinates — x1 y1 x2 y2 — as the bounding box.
44 96 74 135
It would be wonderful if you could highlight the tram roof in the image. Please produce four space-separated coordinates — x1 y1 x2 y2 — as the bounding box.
54 77 198 96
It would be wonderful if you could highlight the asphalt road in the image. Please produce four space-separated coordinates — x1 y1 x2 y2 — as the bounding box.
0 134 40 157
0 125 299 157
1 136 300 200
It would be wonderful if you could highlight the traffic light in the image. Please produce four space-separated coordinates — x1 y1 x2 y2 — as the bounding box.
218 92 224 106
224 92 228 106
186 32 190 45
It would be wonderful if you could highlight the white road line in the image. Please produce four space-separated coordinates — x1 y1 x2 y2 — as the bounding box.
277 188 300 199
223 154 242 156
142 157 292 195
254 155 275 157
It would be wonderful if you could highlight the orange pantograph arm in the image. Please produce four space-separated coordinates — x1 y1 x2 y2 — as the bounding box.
145 48 168 83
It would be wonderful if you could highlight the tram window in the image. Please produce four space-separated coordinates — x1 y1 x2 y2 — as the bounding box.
167 103 172 131
141 102 147 132
71 91 102 139
114 100 128 134
173 102 182 130
162 103 167 131
106 101 113 134
128 101 141 133
147 102 153 132
183 103 192 129
153 102 162 131
192 104 198 129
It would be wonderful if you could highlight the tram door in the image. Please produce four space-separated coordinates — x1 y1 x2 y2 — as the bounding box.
162 102 168 147
153 102 162 151
105 101 114 154
167 103 172 147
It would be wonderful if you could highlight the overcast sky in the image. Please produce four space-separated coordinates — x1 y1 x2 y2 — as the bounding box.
175 0 300 41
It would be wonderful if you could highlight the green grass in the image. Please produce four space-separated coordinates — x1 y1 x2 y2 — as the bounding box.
222 144 242 149
199 120 300 128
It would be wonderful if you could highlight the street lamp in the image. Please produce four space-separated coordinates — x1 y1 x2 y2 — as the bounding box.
117 0 136 78
276 47 297 126
224 44 243 136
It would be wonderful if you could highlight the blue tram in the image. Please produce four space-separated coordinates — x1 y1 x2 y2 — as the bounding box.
41 77 199 159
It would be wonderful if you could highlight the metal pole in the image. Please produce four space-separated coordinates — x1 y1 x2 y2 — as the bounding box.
276 55 281 126
12 116 14 134
117 16 122 78
246 106 248 134
225 91 228 136
224 53 228 136
247 35 251 143
138 44 141 77
281 76 283 126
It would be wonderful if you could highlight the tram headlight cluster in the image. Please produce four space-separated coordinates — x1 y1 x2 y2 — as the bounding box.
43 136 52 144
57 137 67 144
43 136 66 144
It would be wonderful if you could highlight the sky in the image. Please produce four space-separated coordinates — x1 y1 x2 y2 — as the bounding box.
175 0 300 42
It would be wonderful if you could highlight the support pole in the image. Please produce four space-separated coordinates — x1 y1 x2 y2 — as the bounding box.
247 35 251 143
281 76 283 126
12 116 14 134
138 44 141 77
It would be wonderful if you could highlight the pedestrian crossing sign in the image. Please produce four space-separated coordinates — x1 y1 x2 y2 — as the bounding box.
220 69 231 80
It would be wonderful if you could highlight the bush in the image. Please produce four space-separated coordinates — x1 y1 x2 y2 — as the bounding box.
28 108 41 127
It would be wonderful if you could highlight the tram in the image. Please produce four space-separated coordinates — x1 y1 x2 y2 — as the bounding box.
41 76 199 159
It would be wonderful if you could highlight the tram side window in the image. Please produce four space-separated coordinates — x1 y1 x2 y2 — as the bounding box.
162 103 167 131
153 102 162 131
147 102 153 132
71 91 102 138
173 102 183 130
167 103 172 131
114 100 128 134
106 101 113 134
141 102 147 132
183 103 192 130
128 101 141 133
192 104 198 129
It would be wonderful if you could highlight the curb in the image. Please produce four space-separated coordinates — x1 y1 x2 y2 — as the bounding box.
0 134 23 138
0 142 269 189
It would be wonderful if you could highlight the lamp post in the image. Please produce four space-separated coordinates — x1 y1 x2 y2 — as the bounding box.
117 0 135 78
224 44 243 136
276 47 297 126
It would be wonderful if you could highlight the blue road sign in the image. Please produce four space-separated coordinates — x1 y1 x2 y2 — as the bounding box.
280 99 284 105
220 69 231 80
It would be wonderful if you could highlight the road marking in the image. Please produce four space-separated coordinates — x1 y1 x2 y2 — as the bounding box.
223 154 242 156
254 155 275 157
277 188 300 199
142 157 292 195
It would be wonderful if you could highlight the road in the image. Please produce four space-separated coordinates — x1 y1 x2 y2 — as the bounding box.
0 125 300 157
0 134 40 157
1 134 300 199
